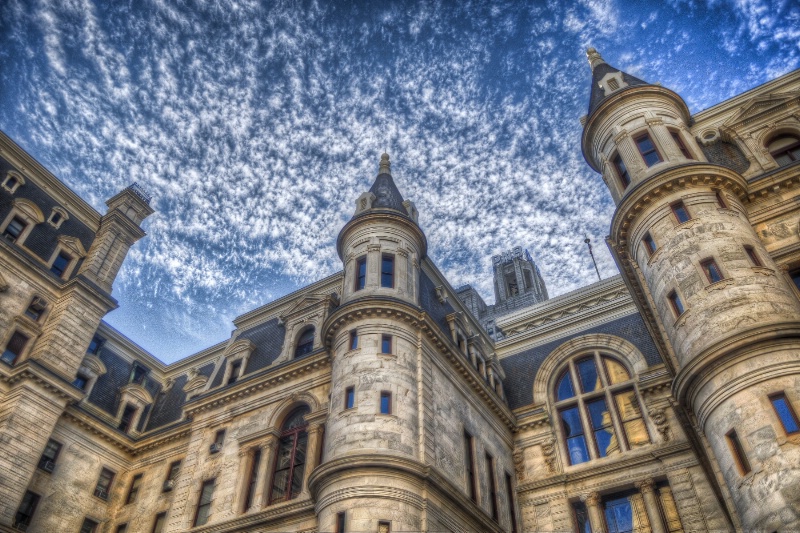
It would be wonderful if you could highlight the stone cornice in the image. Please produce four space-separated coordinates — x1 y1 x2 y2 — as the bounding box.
322 297 515 430
0 359 84 403
513 406 550 432
744 160 800 204
187 497 315 532
335 210 428 260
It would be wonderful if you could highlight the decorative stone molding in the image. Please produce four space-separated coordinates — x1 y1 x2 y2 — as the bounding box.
435 285 448 304
648 407 670 442
47 206 69 229
541 436 558 474
512 447 525 481
354 191 376 216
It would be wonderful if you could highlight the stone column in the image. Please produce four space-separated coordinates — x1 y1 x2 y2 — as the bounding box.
396 248 409 297
584 492 606 533
367 243 382 288
302 421 325 493
637 478 667 533
231 445 255 515
256 433 279 509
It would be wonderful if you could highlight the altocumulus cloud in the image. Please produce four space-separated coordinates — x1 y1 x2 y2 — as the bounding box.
0 0 796 361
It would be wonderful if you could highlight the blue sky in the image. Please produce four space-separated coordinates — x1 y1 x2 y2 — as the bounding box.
1 0 797 363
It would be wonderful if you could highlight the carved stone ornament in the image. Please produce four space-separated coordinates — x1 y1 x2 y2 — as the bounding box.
541 437 558 474
512 447 525 481
649 407 670 442
435 285 448 304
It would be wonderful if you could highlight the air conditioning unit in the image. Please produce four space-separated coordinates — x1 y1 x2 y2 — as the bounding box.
39 460 55 473
29 296 47 312
163 479 175 492
209 443 222 454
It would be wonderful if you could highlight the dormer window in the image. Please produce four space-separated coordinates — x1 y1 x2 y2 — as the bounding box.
47 207 69 229
295 327 315 357
635 133 662 167
129 363 149 386
118 404 137 433
607 78 619 91
87 335 105 355
50 251 73 278
1 171 24 193
2 217 26 243
227 359 242 385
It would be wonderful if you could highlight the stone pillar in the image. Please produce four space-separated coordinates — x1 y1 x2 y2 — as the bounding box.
584 492 606 533
396 248 409 297
256 433 278 509
303 423 323 493
637 479 666 533
657 485 682 532
367 243 381 288
231 445 255 515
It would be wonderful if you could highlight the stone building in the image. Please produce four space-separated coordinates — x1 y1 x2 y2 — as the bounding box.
0 49 799 532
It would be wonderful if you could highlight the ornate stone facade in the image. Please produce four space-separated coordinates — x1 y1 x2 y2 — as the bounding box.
0 51 799 532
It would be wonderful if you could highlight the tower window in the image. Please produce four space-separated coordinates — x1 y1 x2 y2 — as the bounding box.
744 246 762 267
700 258 724 284
336 512 346 533
726 429 751 475
790 268 800 292
349 329 358 350
671 201 691 224
94 467 115 500
194 478 216 526
2 216 26 243
671 131 694 159
80 518 99 533
38 439 62 472
381 334 392 354
606 77 619 91
116 524 128 533
668 291 685 317
381 254 394 288
355 256 367 291
1 331 29 366
767 134 800 167
14 491 40 531
769 393 800 435
642 233 657 256
345 386 355 409
126 473 143 504
612 153 630 189
635 133 662 167
380 391 392 414
294 327 315 357
464 431 477 502
50 251 73 278
378 521 391 533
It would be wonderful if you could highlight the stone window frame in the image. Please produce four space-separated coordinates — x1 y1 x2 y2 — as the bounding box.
1 170 25 194
75 354 107 397
641 232 657 259
669 200 692 225
47 235 87 280
116 383 154 436
667 289 686 320
219 338 255 387
633 131 664 168
1 316 43 366
767 391 800 437
379 390 392 415
611 151 630 189
668 128 695 160
725 429 751 476
1 198 44 246
24 294 49 322
764 130 800 167
698 257 726 285
47 206 70 229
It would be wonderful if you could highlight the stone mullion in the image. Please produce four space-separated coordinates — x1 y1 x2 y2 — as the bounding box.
396 248 409 296
256 434 278 509
367 244 382 288
615 130 644 178
647 118 681 160
637 478 667 533
584 492 607 533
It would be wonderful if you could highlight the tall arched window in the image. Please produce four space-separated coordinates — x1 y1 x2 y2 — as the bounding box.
554 352 650 466
294 328 315 358
767 134 800 167
269 406 310 504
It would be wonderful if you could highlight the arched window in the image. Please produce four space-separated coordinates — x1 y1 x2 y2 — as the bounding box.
294 328 315 358
767 134 800 167
554 352 649 466
269 406 310 504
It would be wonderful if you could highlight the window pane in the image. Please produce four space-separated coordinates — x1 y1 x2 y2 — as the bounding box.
556 372 575 401
381 335 391 354
576 358 600 393
614 391 641 420
380 393 391 414
356 257 367 290
271 469 289 501
603 358 630 384
672 203 690 223
572 502 592 533
566 436 590 465
587 399 619 458
283 406 310 429
381 255 394 288
623 419 650 448
586 398 611 429
771 396 800 433
560 407 584 438
604 495 634 533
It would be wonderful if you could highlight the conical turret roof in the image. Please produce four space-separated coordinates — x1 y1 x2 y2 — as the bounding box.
353 153 409 219
586 47 650 117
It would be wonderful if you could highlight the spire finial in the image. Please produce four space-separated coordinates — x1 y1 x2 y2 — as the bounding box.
379 152 391 175
586 47 606 70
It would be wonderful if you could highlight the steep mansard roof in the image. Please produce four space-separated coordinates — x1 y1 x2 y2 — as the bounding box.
586 48 651 117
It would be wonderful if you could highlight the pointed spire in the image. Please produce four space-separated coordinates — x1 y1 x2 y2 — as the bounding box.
586 47 606 70
379 152 391 175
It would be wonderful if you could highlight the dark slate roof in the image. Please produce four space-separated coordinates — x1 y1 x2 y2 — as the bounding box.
587 62 650 117
88 347 160 417
419 269 455 338
0 155 96 279
700 140 751 174
240 318 287 374
500 312 663 410
350 169 410 221
145 361 214 430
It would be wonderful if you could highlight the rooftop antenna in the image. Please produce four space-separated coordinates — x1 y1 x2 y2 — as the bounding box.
584 235 602 282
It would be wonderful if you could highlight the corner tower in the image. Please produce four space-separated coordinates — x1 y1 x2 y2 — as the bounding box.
583 48 800 530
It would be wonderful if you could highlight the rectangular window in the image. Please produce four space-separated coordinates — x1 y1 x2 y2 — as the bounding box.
726 429 751 475
194 478 216 526
130 364 148 385
118 404 137 433
464 431 477 502
572 501 591 533
381 254 395 288
700 258 724 284
349 330 358 350
227 359 242 385
116 524 128 533
50 251 72 278
355 257 367 291
486 453 498 520
345 386 355 410
380 391 392 414
38 438 62 472
642 233 657 256
335 512 346 533
14 490 40 530
243 448 261 511
1 331 29 366
152 512 167 533
744 245 762 267
715 190 727 208
378 521 391 533
770 393 800 435
381 334 392 354
791 268 800 292
635 133 662 167
95 467 115 500
126 473 143 504
671 131 694 159
671 201 691 224
80 518 99 533
613 153 630 189
668 290 685 317
505 473 518 533
607 78 619 91
3 216 26 242
614 390 650 449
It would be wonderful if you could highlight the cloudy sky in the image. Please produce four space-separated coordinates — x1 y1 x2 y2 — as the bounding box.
1 0 797 363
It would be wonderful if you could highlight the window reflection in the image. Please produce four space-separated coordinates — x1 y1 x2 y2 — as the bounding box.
556 371 575 401
577 358 600 393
